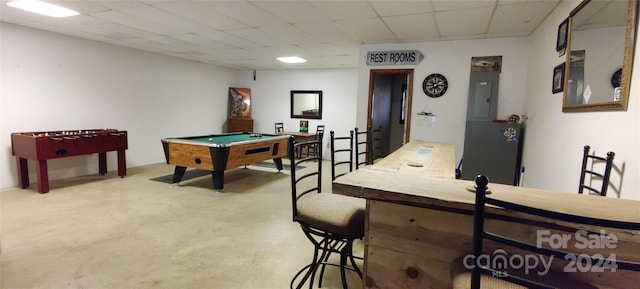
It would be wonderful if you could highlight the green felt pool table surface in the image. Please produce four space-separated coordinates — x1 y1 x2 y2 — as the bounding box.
165 132 287 146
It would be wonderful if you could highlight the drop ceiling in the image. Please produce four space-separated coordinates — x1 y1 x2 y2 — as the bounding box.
0 0 562 70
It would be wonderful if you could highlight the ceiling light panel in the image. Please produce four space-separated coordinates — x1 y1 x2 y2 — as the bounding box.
6 0 80 18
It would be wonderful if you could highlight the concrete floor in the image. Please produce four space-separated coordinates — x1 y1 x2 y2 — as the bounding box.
1 161 363 289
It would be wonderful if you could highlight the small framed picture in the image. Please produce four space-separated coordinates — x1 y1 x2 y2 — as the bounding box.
556 18 569 53
552 63 565 94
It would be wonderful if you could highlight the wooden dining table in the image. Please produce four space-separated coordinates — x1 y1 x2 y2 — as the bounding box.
282 131 317 157
282 131 316 142
332 140 640 289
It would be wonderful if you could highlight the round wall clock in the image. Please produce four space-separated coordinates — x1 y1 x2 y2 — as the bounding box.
422 73 448 98
611 68 622 88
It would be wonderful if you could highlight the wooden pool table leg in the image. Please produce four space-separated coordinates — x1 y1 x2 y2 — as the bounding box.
212 170 224 191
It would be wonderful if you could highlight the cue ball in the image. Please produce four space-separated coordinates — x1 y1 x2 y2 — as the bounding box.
209 138 213 141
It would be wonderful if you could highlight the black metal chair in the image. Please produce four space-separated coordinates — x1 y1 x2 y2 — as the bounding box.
579 145 615 196
371 125 383 161
354 127 373 169
305 125 325 158
288 133 365 289
450 175 639 289
330 130 354 181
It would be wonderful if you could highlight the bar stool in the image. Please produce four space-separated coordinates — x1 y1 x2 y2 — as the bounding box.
288 134 365 289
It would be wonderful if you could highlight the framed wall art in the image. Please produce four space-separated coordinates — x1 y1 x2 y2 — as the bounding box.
228 87 251 118
552 63 565 94
556 17 569 54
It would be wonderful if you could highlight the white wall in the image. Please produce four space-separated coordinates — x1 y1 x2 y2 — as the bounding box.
522 1 639 200
1 24 235 189
357 38 529 164
233 68 358 160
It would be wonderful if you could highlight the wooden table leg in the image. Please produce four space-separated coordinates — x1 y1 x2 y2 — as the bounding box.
36 160 49 193
98 152 107 175
15 157 29 189
117 150 126 177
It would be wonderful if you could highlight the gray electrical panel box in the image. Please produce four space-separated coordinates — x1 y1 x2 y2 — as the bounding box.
467 71 499 121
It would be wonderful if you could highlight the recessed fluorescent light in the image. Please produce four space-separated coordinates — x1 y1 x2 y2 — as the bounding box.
277 56 307 64
7 0 79 18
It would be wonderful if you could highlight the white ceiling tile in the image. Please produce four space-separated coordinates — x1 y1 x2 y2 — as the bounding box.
260 24 320 46
79 17 158 40
294 21 356 43
309 1 378 20
369 1 434 16
297 43 359 57
335 17 397 43
85 1 149 11
197 30 263 49
435 7 494 37
227 28 282 46
169 33 234 50
432 0 497 11
384 13 438 40
91 10 182 36
150 1 249 31
198 1 289 27
122 5 211 34
489 1 560 35
251 1 329 24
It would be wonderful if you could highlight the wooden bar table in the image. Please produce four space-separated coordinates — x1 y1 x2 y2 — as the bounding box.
332 140 640 289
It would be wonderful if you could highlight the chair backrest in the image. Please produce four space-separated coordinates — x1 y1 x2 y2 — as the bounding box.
371 126 383 160
275 122 284 134
354 126 373 169
470 175 639 289
330 130 354 181
579 145 615 196
315 125 325 138
289 133 323 222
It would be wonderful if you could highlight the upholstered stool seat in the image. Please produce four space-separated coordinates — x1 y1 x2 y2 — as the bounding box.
296 193 365 238
450 256 597 289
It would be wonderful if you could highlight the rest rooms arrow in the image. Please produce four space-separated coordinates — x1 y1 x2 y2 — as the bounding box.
367 50 424 66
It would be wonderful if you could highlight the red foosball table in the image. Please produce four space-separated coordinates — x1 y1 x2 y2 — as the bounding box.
11 129 128 193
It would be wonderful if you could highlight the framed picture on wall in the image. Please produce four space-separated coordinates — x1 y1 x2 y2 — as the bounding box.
552 63 565 94
229 87 251 118
556 17 569 54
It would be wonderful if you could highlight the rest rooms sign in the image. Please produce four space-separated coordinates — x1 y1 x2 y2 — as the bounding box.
367 50 424 66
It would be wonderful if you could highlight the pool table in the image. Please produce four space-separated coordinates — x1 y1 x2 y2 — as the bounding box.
161 132 289 191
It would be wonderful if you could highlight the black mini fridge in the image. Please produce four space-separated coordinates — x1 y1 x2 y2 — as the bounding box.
461 121 524 186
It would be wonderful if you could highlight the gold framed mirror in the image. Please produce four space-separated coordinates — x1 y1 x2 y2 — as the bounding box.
563 0 638 112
